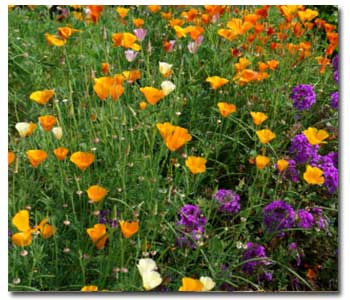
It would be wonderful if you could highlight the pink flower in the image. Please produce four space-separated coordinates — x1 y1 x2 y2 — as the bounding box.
187 36 204 54
125 50 139 62
133 28 148 42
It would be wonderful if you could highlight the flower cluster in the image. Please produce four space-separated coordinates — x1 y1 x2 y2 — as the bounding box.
290 84 316 111
214 189 240 214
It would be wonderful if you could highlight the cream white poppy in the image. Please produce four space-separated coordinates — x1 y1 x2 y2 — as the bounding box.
52 126 63 140
159 62 173 77
161 81 176 96
199 276 216 291
15 122 30 138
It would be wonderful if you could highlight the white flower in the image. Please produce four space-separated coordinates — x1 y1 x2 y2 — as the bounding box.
159 62 173 77
15 122 30 137
52 126 63 139
161 81 176 96
200 276 216 291
137 258 162 290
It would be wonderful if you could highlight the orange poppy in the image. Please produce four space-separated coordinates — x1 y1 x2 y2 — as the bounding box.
58 27 81 39
139 101 147 110
277 159 289 172
156 122 192 152
147 5 161 13
185 156 207 174
70 151 95 171
8 151 15 166
26 150 48 168
206 76 229 90
119 220 139 238
86 185 108 203
256 129 276 144
140 87 165 105
93 76 125 101
87 224 108 249
38 115 57 132
101 63 110 75
112 32 141 51
217 102 236 117
45 33 66 47
53 147 69 160
87 5 104 24
122 70 141 83
116 7 129 18
256 155 270 170
29 89 55 105
133 18 144 27
38 218 56 239
179 277 204 292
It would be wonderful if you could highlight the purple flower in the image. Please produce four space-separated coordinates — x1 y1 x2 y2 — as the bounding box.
176 204 206 248
263 200 295 235
125 50 138 62
242 242 268 273
310 207 327 229
188 35 204 54
214 189 240 214
330 91 338 110
288 242 298 251
290 84 316 111
289 133 319 164
297 209 314 228
316 155 338 194
333 70 338 84
332 55 338 71
284 159 299 182
133 28 147 42
258 271 273 282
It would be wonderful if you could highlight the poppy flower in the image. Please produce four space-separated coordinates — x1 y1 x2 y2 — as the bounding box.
256 155 270 170
266 60 279 70
133 28 147 42
86 185 108 203
185 156 207 174
185 25 204 41
315 56 330 74
217 102 236 117
11 210 35 247
179 277 204 291
122 70 141 83
93 76 124 101
159 62 173 77
234 57 251 72
86 224 108 249
139 101 147 110
53 147 69 160
173 25 187 38
52 126 63 139
256 129 276 144
250 112 268 125
133 18 144 28
81 285 98 292
15 122 37 137
101 62 110 75
147 5 161 13
137 258 163 291
156 122 192 152
140 87 165 105
29 89 55 105
303 165 324 185
26 150 48 168
87 5 104 24
58 27 81 39
277 159 289 172
233 69 259 85
112 32 141 51
70 151 95 171
199 276 216 291
303 127 329 145
298 9 318 23
8 151 15 166
163 40 176 52
45 33 66 47
38 115 57 132
160 81 176 96
206 76 229 90
37 218 56 239
119 220 139 238
125 50 139 62
116 7 129 18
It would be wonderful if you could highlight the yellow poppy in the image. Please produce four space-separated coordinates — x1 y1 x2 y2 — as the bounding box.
38 115 57 132
81 285 98 292
185 156 207 174
256 155 270 170
93 76 125 101
217 102 236 117
70 151 95 171
53 147 69 161
45 33 66 47
119 220 139 238
116 7 129 18
38 218 56 239
139 101 147 110
250 112 268 125
303 165 324 185
206 76 229 90
179 277 204 292
26 150 48 168
256 129 276 144
277 159 289 172
156 122 192 152
58 27 80 39
11 210 35 247
86 185 108 203
303 127 329 145
112 32 141 51
87 224 108 249
140 87 165 105
29 89 55 105
8 151 15 166
298 9 318 23
266 60 279 70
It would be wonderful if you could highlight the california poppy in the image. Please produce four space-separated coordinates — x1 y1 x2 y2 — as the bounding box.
303 165 324 185
185 156 207 174
116 7 129 18
256 129 276 144
250 112 268 125
37 218 56 239
38 115 57 132
217 102 236 117
256 155 270 170
70 151 95 171
137 258 163 291
179 277 204 292
101 62 110 75
8 151 15 166
119 220 139 238
156 122 192 152
159 62 173 77
140 87 165 105
87 224 108 249
58 27 80 39
15 122 37 137
303 127 329 145
277 159 289 172
53 147 69 160
26 150 48 168
206 76 229 90
29 89 54 105
112 32 141 51
160 81 176 96
45 33 66 47
52 126 63 139
81 285 98 292
86 185 108 203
